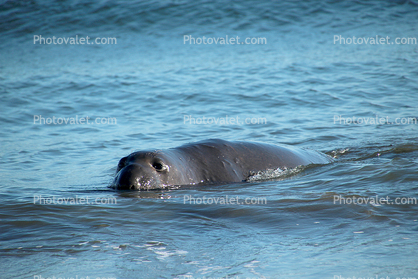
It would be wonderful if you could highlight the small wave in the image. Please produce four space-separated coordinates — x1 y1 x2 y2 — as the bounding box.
330 148 350 159
245 165 306 182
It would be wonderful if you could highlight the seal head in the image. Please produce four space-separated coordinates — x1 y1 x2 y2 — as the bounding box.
113 152 169 190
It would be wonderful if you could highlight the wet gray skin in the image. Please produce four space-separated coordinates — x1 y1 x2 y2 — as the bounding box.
112 139 334 190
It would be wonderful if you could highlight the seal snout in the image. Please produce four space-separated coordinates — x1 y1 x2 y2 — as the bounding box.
113 160 163 190
113 164 141 190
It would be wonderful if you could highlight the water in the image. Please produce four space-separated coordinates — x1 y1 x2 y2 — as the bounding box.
1 0 418 278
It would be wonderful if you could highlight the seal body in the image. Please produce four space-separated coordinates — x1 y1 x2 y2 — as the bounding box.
112 139 333 190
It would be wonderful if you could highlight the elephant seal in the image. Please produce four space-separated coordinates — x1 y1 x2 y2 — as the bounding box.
111 139 333 190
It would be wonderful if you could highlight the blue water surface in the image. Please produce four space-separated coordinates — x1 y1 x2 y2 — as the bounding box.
1 0 418 278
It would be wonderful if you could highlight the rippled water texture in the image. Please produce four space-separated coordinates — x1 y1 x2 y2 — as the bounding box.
1 0 418 278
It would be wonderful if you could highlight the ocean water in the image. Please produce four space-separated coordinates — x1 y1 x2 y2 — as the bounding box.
1 0 418 278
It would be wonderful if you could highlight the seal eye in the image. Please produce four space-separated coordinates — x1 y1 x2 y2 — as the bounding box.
152 161 168 172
